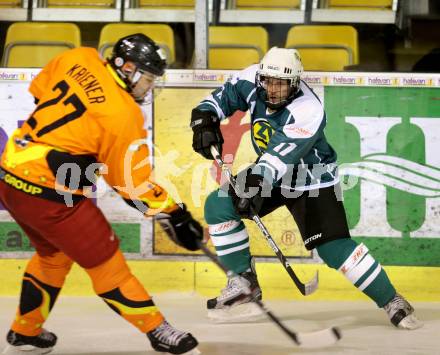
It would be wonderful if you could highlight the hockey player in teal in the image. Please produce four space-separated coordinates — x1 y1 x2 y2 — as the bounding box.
190 47 422 329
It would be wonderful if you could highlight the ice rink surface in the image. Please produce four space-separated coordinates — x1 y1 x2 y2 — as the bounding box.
0 294 439 355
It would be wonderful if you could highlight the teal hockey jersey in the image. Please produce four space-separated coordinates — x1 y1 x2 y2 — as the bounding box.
196 65 339 191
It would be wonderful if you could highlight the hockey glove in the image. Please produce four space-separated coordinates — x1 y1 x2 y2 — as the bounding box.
230 173 270 219
156 205 203 251
190 108 223 160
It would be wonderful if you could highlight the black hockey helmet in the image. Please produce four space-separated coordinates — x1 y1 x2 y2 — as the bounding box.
108 33 167 91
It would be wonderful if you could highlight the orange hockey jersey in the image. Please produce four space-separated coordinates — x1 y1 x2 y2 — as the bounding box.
0 47 175 214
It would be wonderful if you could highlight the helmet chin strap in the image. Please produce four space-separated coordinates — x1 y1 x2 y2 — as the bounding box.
131 84 150 103
265 99 290 110
106 64 127 90
107 63 148 102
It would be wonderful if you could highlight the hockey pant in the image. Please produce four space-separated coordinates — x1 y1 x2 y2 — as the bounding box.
0 181 164 337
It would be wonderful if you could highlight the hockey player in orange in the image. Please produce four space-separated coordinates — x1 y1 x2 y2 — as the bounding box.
0 34 202 355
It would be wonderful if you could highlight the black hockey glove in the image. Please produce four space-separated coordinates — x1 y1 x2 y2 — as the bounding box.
190 108 223 160
230 172 270 219
156 205 203 251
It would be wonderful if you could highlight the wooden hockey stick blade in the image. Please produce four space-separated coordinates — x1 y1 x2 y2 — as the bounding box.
272 242 319 296
288 269 319 296
294 326 342 348
302 270 319 295
276 253 318 296
253 297 341 348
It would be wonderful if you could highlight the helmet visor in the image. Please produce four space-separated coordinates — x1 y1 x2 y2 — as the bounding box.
257 74 293 108
130 70 158 102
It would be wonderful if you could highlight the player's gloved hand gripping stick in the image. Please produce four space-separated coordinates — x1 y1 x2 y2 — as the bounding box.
197 240 342 348
210 145 319 296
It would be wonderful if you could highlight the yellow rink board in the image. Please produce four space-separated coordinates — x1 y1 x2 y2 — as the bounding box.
0 259 438 302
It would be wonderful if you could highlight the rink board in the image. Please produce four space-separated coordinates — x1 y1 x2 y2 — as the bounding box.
0 259 438 301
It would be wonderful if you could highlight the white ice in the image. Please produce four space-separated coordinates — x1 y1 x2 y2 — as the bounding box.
1 294 439 355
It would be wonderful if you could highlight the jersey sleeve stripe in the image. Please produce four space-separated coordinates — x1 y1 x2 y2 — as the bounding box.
200 95 226 119
257 153 288 182
246 88 256 104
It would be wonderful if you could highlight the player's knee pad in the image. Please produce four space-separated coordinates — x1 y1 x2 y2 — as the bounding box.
86 250 163 332
27 252 73 288
85 249 132 295
204 188 239 224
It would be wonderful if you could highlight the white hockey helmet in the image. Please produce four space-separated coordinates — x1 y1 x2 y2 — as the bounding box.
256 47 303 109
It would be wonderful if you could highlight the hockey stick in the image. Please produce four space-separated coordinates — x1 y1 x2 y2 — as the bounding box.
210 145 319 296
198 241 341 348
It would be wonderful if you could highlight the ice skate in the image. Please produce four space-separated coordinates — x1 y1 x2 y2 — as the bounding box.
383 293 423 330
147 320 200 355
2 329 57 355
207 261 264 323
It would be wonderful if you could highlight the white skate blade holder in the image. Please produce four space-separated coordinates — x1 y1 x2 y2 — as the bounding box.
2 344 54 355
397 314 424 330
208 302 266 323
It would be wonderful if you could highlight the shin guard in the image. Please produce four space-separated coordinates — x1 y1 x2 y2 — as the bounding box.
317 239 395 307
11 252 73 336
86 250 164 333
338 243 396 307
